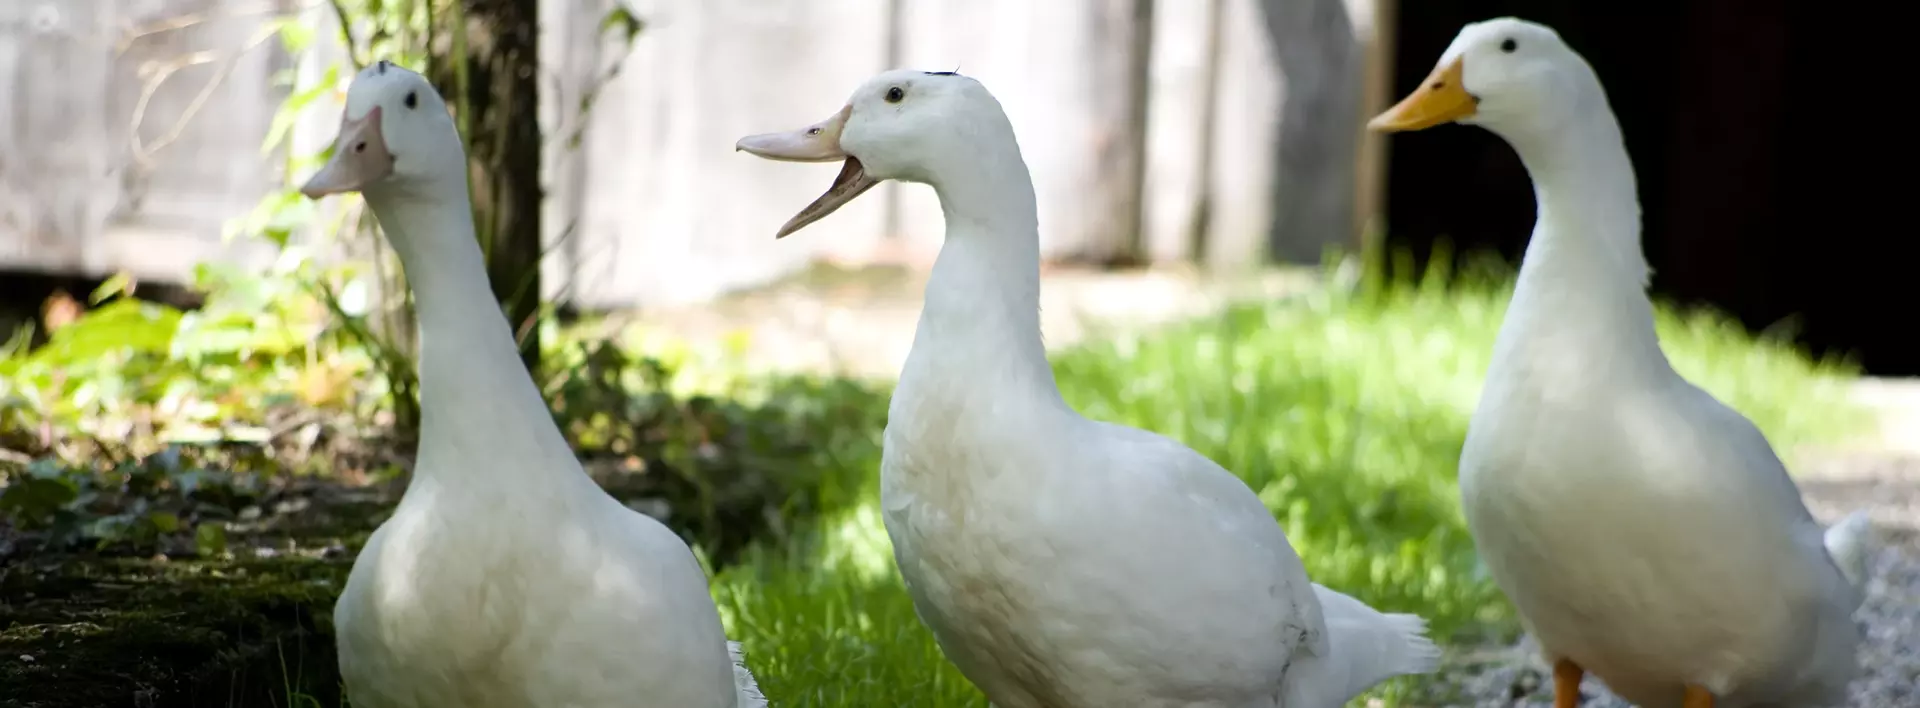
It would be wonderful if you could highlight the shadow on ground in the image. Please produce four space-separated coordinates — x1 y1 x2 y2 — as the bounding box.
0 481 383 708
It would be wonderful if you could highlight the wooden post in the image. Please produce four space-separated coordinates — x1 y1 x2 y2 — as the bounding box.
1354 0 1396 253
1257 0 1363 264
1189 0 1228 263
1082 0 1156 266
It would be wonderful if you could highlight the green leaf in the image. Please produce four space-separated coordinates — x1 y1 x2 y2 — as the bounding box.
90 272 135 305
29 299 182 365
261 67 340 155
600 6 646 45
276 17 317 55
27 458 63 479
0 476 80 525
147 511 181 534
194 523 228 557
88 514 132 546
1 321 33 361
173 468 205 495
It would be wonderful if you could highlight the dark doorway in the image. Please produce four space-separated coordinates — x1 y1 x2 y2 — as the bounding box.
1382 1 1909 375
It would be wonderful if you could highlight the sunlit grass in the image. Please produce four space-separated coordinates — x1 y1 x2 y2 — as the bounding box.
693 257 1865 707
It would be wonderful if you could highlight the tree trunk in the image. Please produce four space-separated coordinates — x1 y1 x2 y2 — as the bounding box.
1258 0 1363 264
429 0 543 375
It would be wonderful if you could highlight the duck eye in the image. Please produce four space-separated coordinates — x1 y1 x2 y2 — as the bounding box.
885 86 905 103
404 91 419 109
1500 38 1518 53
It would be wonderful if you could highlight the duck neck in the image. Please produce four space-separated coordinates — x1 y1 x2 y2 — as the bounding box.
365 183 578 491
1490 104 1670 378
899 147 1065 413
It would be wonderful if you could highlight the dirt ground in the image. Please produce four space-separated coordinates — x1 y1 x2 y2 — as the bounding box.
601 261 1316 380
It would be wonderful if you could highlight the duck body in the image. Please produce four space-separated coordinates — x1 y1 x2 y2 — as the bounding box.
334 466 744 702
882 408 1322 708
303 62 762 708
881 407 1435 708
740 68 1437 708
1462 301 1862 708
1371 17 1867 708
880 251 1330 708
335 477 747 708
879 234 1435 708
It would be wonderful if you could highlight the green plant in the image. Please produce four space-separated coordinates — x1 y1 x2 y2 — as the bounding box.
0 271 334 553
0 450 247 556
0 264 360 454
218 0 648 439
537 331 889 564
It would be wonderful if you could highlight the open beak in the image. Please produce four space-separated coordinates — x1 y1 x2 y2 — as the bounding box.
301 105 394 199
1368 56 1477 132
736 105 880 239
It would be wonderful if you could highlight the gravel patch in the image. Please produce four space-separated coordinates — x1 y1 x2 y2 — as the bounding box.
1412 452 1920 707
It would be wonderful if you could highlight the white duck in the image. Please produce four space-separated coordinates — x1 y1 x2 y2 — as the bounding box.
1369 18 1872 708
737 69 1438 708
299 61 765 708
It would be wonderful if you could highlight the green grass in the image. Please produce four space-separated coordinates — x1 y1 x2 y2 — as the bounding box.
698 261 1867 707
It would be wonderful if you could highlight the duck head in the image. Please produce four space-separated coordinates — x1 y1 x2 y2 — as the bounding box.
301 60 465 199
736 69 1019 238
1369 17 1600 138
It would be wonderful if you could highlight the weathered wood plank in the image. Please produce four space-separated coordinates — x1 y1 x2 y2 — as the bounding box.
3 0 1385 307
566 0 889 308
1 0 289 279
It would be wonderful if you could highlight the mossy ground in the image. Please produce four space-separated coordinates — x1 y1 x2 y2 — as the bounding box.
0 484 386 708
2 554 346 708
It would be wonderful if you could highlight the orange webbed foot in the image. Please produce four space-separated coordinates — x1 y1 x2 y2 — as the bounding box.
1682 685 1714 708
1552 659 1583 708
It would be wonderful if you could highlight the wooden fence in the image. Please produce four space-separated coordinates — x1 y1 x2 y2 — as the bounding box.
1 0 1393 308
